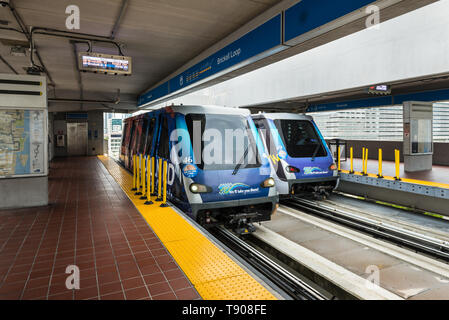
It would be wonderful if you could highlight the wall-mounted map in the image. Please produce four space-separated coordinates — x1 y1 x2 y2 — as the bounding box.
0 109 45 177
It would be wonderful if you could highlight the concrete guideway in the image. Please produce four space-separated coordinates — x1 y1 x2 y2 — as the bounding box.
256 201 449 299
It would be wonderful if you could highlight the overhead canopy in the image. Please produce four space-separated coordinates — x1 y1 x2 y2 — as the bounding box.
0 0 437 113
0 0 281 112
138 0 437 108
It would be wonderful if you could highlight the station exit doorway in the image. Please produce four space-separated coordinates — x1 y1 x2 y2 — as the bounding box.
67 122 88 156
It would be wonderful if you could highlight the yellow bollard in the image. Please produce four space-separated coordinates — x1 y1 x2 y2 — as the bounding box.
140 154 147 200
144 156 153 205
160 161 169 207
151 157 156 196
349 147 354 174
362 147 366 175
377 149 384 178
337 146 341 172
156 158 163 201
363 148 369 176
395 149 401 181
135 154 142 195
131 154 137 191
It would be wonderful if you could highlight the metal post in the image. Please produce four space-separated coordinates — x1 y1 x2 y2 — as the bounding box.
131 154 137 191
363 148 368 176
151 157 156 196
156 158 163 201
140 154 147 200
160 161 169 207
395 149 401 181
362 147 365 175
135 154 142 195
144 156 153 205
349 147 354 174
377 149 384 178
337 146 341 172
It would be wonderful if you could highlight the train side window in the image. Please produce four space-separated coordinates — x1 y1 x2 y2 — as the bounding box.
145 118 156 155
138 119 148 154
130 121 138 154
157 116 169 159
121 123 128 147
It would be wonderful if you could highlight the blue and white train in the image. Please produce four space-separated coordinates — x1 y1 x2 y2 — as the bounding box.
120 105 278 233
252 113 338 199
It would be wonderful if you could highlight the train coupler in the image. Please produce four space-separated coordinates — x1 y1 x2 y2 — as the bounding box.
234 223 256 235
228 212 260 235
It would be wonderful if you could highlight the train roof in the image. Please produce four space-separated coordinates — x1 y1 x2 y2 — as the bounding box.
163 105 250 116
252 113 314 121
125 105 250 122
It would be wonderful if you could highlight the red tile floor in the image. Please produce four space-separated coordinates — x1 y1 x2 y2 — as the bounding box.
0 157 200 300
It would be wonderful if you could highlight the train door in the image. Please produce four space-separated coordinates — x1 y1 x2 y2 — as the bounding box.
156 113 182 204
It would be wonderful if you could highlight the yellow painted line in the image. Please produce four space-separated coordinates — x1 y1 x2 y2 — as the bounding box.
97 156 276 300
340 170 449 190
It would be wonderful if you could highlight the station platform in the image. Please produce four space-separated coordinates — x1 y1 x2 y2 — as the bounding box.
340 158 449 189
0 156 276 300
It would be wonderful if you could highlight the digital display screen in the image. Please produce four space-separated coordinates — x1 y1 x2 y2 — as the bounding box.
368 84 391 95
78 52 132 75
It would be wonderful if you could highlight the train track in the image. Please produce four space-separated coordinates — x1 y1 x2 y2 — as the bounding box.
283 197 449 261
211 226 327 300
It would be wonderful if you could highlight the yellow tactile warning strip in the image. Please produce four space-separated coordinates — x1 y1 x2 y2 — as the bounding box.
340 170 449 190
97 156 276 300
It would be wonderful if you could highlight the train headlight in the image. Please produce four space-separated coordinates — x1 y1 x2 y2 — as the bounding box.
329 163 337 171
189 183 212 193
261 177 275 188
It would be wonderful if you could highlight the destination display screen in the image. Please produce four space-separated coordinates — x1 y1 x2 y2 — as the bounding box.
368 84 391 95
78 52 132 75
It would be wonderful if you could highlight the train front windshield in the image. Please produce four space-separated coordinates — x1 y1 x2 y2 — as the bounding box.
186 113 261 170
275 120 327 158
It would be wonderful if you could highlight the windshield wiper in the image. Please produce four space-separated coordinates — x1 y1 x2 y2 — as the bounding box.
232 145 249 175
311 143 321 161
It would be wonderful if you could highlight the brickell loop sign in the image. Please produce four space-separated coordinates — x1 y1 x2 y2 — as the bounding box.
138 15 282 106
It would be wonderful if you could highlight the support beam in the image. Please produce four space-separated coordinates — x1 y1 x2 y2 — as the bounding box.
0 53 18 74
110 0 129 40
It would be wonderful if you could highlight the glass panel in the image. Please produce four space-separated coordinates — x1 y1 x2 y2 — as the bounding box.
411 119 432 154
275 120 327 158
185 114 260 171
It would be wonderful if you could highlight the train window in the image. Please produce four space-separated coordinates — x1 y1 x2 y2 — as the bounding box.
130 120 138 154
121 123 128 148
144 118 156 155
275 120 327 158
138 119 148 154
185 113 261 170
157 116 169 159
